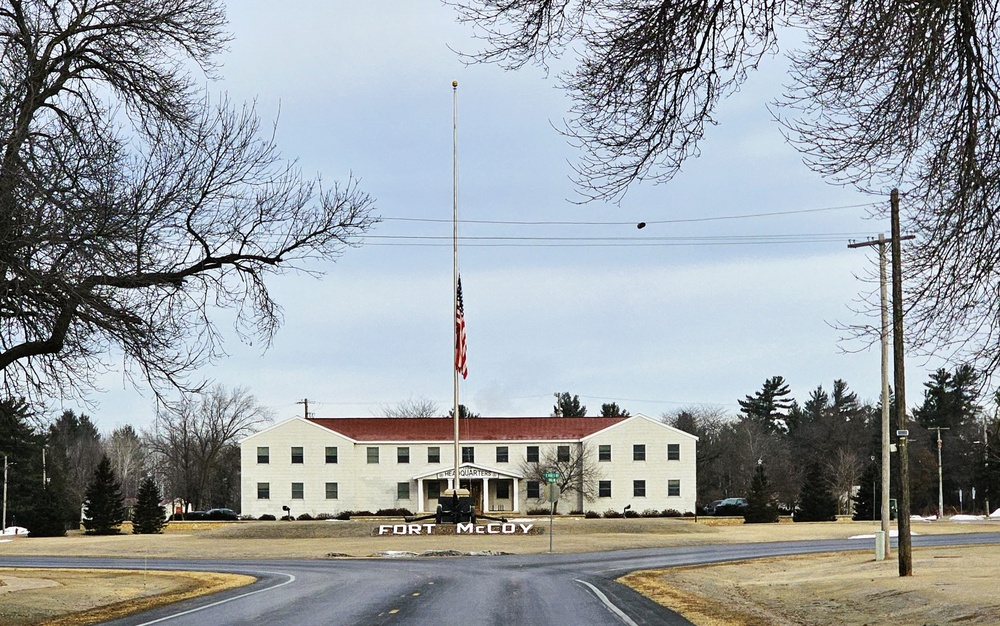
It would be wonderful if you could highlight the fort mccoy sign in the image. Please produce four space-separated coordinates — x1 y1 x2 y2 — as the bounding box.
376 522 538 536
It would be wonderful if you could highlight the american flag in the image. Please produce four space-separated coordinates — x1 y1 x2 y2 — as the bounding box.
456 276 468 379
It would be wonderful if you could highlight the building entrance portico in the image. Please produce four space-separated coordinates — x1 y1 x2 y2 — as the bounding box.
413 463 523 514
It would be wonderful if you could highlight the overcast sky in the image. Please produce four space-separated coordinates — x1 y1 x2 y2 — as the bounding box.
79 1 951 433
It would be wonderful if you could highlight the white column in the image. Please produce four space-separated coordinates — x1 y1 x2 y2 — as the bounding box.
512 478 519 513
416 479 424 513
483 477 490 512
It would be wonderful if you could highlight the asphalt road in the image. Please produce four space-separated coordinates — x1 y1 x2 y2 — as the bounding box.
7 533 1000 626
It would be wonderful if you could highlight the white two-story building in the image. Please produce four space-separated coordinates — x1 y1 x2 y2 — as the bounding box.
239 414 697 517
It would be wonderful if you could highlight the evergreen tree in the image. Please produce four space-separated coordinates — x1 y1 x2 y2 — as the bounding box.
25 486 67 537
738 376 794 434
0 398 45 528
600 402 629 418
552 392 586 417
82 455 126 535
794 461 838 522
852 462 879 521
132 476 167 534
744 463 780 523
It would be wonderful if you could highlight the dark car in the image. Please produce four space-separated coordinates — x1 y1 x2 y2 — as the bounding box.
714 497 748 516
205 508 238 520
703 499 724 515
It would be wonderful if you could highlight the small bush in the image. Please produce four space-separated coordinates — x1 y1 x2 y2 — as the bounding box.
240 514 255 521
603 509 623 518
624 509 640 518
258 514 276 521
296 513 313 521
569 510 583 515
375 508 413 517
640 508 661 518
280 515 293 521
682 511 695 517
661 509 682 517
334 510 374 520
584 510 601 519
315 513 334 520
527 507 552 515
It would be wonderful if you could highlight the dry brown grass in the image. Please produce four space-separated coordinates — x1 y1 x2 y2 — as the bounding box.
1 516 999 625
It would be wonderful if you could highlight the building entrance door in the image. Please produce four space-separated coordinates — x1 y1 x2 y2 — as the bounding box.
460 479 483 512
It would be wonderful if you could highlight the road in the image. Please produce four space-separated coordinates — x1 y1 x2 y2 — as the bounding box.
7 533 1000 625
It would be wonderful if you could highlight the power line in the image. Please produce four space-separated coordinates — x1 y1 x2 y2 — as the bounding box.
380 202 877 226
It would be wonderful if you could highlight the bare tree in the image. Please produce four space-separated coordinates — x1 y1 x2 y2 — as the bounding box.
519 442 602 512
104 425 146 504
453 1 1000 375
146 385 272 511
378 397 441 418
47 410 103 520
0 1 376 407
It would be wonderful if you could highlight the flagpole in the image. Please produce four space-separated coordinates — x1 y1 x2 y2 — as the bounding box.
452 80 461 490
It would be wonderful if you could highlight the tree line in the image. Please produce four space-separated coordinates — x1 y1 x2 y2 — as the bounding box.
663 367 999 518
1 386 270 534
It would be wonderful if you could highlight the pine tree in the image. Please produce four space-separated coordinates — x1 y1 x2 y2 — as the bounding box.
852 462 879 521
132 476 167 534
25 486 67 537
744 463 780 523
82 455 126 535
738 376 794 434
794 461 838 522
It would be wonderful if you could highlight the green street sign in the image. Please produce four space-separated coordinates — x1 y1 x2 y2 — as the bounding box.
543 471 560 483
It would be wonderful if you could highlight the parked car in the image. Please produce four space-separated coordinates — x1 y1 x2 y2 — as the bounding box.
714 497 748 516
205 508 238 520
703 499 724 515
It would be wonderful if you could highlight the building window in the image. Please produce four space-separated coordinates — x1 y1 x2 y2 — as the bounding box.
325 482 339 499
325 447 338 464
428 447 440 463
633 444 646 461
397 482 410 499
527 481 540 499
598 445 611 462
633 480 646 497
497 481 510 499
667 443 680 461
291 482 304 499
599 480 612 498
496 446 509 463
257 482 270 499
291 447 304 464
397 447 410 464
462 446 475 463
428 481 441 499
668 479 681 497
367 447 379 464
257 447 269 464
526 446 539 463
557 445 570 462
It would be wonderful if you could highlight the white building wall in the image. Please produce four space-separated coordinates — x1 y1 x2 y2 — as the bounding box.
240 414 698 518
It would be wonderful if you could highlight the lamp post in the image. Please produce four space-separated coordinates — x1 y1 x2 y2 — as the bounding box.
929 427 949 519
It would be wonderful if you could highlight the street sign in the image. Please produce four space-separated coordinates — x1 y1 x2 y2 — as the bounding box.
896 429 909 437
543 471 560 483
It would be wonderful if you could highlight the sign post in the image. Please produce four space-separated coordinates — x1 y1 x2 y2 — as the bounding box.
544 471 560 552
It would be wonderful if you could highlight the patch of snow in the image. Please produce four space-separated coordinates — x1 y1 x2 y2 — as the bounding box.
1 526 27 536
849 529 919 539
949 514 986 522
990 508 1000 518
372 550 419 558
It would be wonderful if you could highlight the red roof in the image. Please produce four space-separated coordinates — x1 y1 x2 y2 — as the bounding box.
307 417 626 442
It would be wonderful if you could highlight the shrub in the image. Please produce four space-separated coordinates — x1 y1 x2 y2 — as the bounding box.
240 514 256 521
661 509 682 518
624 509 640 518
258 514 276 521
296 513 313 521
603 509 623 518
334 510 374 520
569 510 583 515
682 511 695 517
280 515 293 521
527 507 552 515
584 510 601 519
375 508 413 517
315 513 334 520
640 508 661 518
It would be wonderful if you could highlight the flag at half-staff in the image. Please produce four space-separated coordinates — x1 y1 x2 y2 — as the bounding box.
456 275 468 379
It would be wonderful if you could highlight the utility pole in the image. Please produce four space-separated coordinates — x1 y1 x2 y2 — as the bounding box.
296 399 310 419
929 426 950 519
2 454 8 533
890 188 913 577
849 228 913 559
